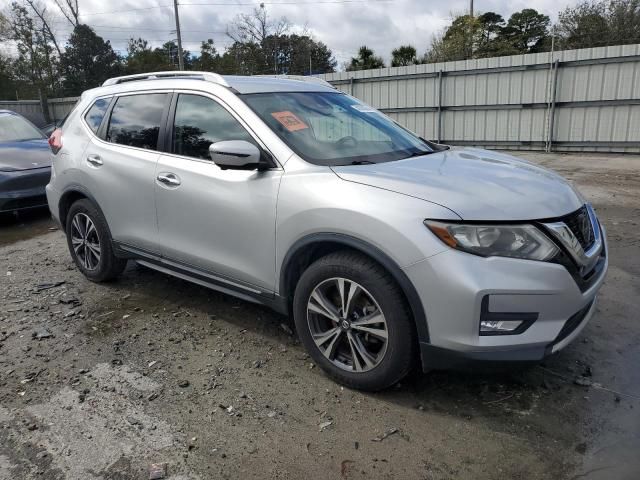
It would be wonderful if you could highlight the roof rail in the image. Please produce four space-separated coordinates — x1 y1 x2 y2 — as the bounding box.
255 75 335 89
102 71 230 87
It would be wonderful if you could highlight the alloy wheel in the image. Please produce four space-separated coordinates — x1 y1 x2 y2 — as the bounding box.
70 213 101 271
307 277 388 372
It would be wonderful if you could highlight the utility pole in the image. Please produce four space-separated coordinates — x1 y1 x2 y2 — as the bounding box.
470 0 473 17
173 0 185 70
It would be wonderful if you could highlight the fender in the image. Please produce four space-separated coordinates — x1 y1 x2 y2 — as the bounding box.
280 232 430 344
58 183 106 229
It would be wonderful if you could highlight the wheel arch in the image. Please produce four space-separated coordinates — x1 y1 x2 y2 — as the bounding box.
280 233 430 344
58 185 103 230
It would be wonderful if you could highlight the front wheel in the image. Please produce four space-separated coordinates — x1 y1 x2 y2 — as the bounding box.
293 251 416 391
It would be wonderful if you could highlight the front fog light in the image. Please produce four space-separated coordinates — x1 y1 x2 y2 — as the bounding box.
480 320 524 333
479 296 538 335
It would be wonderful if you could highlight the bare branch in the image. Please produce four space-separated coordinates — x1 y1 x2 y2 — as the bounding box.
227 6 290 44
24 0 63 57
52 0 79 27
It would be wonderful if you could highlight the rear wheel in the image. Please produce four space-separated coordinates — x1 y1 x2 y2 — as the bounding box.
293 251 416 391
65 199 126 282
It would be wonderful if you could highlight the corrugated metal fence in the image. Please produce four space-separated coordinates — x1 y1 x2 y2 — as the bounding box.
2 44 639 153
0 97 78 127
321 44 640 153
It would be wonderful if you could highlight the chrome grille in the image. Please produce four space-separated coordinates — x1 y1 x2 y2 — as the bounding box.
558 206 595 251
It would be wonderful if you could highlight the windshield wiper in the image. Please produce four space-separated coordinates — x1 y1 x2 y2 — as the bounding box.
350 160 375 165
403 150 432 159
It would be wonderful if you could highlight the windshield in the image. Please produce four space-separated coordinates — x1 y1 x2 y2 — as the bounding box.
241 92 432 166
0 114 45 142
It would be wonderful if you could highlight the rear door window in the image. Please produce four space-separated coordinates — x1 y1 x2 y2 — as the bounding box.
84 98 110 134
106 93 168 150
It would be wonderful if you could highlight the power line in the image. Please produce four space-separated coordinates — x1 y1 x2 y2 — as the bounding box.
49 21 226 33
78 0 393 16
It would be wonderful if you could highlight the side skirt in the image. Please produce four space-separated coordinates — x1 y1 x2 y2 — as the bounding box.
114 242 288 315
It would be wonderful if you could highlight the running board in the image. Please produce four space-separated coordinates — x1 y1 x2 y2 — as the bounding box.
136 260 261 305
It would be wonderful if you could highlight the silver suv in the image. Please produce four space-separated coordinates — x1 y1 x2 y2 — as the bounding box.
46 71 607 391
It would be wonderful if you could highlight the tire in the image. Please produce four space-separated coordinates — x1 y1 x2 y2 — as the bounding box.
293 251 416 391
65 199 127 282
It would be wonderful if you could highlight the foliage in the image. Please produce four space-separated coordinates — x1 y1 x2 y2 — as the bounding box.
60 24 120 94
0 53 18 100
557 0 640 49
499 9 551 53
391 45 419 67
423 9 550 63
5 2 60 99
223 8 335 75
347 46 385 71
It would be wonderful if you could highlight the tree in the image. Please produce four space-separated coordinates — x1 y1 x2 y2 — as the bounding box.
261 34 336 74
124 38 170 73
423 9 551 63
347 46 385 71
24 0 63 57
474 12 517 58
0 53 18 100
60 24 120 94
557 0 640 49
228 6 289 44
154 41 192 70
423 15 477 63
194 39 220 71
391 45 419 67
498 8 551 53
223 6 335 75
52 0 79 27
6 2 61 104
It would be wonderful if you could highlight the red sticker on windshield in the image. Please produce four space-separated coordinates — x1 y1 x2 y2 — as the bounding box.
271 111 308 132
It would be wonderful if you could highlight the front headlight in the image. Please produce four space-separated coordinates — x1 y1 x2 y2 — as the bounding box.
424 221 559 261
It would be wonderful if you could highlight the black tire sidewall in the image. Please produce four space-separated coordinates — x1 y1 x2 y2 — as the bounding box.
65 199 124 282
293 252 415 391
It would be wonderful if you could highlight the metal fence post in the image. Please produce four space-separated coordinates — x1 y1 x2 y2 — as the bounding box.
546 60 560 152
437 70 443 143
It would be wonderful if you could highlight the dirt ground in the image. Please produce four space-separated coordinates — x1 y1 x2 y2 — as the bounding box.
1 151 639 480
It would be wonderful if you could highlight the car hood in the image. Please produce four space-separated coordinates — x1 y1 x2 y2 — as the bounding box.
331 147 584 221
0 139 51 172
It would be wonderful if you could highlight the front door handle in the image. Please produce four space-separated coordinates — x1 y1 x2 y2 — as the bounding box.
157 173 181 186
86 154 103 166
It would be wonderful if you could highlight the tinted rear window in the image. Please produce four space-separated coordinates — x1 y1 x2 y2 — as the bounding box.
106 94 167 150
84 98 110 134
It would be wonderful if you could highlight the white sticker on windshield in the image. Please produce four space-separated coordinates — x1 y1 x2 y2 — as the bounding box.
351 104 379 113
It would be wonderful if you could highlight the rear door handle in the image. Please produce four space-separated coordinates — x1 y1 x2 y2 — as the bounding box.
157 172 181 186
86 154 103 166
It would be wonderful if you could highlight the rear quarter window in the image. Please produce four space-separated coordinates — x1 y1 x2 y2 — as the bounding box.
84 98 111 134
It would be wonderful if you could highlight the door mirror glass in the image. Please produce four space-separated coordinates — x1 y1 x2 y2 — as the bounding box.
209 140 261 170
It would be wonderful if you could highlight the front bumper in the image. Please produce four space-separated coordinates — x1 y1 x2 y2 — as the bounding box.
0 167 51 212
404 226 608 371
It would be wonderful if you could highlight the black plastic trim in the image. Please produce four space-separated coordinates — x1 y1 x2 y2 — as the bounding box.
419 342 547 371
478 296 538 336
280 233 430 344
113 241 288 315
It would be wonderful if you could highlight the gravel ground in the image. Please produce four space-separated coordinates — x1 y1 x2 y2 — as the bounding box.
0 151 639 480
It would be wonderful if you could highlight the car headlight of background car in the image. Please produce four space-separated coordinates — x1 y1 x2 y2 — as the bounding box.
424 221 559 261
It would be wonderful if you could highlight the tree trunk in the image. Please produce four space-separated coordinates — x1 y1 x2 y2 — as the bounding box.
39 87 51 124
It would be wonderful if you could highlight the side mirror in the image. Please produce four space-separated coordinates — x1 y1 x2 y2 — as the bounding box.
209 140 262 170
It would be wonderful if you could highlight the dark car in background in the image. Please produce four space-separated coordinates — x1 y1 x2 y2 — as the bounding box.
0 110 51 213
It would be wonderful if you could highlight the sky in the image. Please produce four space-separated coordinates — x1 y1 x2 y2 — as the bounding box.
2 0 579 67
